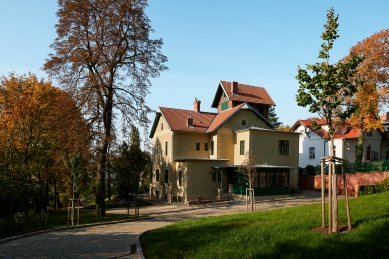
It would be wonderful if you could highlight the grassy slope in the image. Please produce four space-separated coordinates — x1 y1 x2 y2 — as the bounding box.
142 192 389 259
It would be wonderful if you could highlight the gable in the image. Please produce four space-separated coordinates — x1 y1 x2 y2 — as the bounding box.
211 80 276 108
207 103 273 132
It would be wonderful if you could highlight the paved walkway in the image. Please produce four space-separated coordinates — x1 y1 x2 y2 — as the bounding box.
0 191 328 259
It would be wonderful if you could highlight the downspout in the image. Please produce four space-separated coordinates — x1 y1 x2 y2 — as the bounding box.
170 132 174 203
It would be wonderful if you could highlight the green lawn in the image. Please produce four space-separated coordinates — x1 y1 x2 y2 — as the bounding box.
46 209 140 229
142 192 389 259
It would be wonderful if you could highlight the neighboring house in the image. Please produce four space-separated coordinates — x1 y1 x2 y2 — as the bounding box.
290 119 384 169
149 80 299 203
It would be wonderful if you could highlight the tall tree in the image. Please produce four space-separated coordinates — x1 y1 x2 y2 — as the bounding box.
295 8 363 233
268 106 282 128
342 29 389 164
0 73 89 217
44 0 168 215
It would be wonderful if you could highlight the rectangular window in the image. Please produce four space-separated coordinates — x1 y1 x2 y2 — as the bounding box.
240 140 245 155
258 106 264 116
156 169 160 182
259 172 266 187
367 131 373 136
282 172 288 187
212 172 216 182
252 175 258 188
218 171 221 182
164 170 168 183
196 142 200 151
204 143 208 151
161 123 163 130
165 141 168 156
278 140 290 155
309 147 315 159
211 141 214 155
179 171 182 186
334 145 336 157
221 101 228 111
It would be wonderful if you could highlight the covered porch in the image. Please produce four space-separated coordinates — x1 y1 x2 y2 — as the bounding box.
212 165 295 199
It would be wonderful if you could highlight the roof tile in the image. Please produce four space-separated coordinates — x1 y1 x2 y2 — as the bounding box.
159 107 216 133
220 81 276 105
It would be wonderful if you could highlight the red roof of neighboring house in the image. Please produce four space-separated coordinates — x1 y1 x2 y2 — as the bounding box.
211 80 275 108
290 119 362 140
159 107 216 133
289 119 326 132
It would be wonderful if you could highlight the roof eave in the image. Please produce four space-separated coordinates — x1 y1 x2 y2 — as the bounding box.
211 81 229 108
149 112 161 138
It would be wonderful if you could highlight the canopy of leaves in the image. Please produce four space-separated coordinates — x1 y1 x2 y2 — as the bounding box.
44 0 168 215
296 8 363 138
0 73 90 218
342 29 389 131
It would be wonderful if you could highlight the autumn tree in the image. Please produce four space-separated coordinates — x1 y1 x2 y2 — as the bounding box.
295 8 363 233
238 151 258 212
268 106 282 128
277 124 291 132
0 73 89 217
44 0 168 215
342 29 389 164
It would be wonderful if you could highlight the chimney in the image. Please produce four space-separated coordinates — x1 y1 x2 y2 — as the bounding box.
231 81 238 94
187 116 193 128
193 98 201 113
386 112 389 121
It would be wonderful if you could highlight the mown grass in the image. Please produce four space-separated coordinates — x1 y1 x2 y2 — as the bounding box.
45 209 140 229
0 209 141 239
142 192 389 259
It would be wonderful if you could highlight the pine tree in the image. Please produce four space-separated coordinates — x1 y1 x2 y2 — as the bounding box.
268 106 282 128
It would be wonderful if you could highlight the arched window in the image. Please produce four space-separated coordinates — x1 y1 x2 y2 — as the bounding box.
366 145 371 161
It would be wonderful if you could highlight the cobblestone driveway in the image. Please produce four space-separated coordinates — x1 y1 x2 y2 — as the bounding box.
0 191 325 258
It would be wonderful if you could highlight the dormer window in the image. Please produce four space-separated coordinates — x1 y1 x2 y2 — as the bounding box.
241 120 246 126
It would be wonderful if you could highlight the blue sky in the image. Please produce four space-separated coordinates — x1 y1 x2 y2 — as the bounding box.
1 1 389 142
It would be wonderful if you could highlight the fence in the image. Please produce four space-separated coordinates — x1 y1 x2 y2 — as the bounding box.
313 160 389 175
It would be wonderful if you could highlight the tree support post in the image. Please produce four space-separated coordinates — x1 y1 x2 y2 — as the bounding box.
321 159 325 228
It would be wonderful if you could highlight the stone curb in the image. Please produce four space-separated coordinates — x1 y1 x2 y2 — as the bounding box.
0 216 150 245
136 230 149 259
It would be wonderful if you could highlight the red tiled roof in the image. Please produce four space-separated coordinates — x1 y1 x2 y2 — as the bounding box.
206 104 244 132
290 118 361 139
289 119 326 132
159 107 216 133
220 81 276 105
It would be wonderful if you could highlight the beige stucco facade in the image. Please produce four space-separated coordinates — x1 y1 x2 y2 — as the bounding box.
150 107 299 203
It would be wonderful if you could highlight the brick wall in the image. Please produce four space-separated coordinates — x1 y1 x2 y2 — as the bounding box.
299 171 389 197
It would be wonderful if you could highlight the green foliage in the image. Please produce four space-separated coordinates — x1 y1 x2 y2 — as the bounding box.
62 152 84 199
305 164 316 175
296 8 363 140
0 210 48 238
359 177 389 196
268 106 282 128
113 127 149 198
142 192 389 258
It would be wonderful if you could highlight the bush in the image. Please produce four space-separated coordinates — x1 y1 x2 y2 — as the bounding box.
359 177 389 196
305 164 316 175
0 210 48 239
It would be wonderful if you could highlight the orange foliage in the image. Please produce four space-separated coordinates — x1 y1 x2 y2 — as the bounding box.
343 29 389 131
